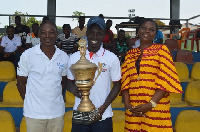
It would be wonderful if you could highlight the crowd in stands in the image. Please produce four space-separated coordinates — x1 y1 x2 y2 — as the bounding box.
0 15 166 70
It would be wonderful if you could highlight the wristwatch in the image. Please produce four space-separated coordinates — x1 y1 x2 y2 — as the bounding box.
149 100 157 108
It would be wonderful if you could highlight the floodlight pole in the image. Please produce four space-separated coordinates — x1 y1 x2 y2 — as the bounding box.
128 9 135 22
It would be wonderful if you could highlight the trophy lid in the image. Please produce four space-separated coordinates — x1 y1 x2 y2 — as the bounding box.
70 39 97 70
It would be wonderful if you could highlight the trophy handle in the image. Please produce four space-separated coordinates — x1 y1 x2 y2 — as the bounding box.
94 62 102 83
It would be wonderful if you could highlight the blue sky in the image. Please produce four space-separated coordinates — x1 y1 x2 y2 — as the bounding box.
0 0 200 33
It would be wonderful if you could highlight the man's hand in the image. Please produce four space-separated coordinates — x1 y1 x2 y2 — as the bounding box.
73 87 82 98
98 105 107 115
66 79 82 98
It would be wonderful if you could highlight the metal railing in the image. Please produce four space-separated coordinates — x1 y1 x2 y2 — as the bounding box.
0 14 199 35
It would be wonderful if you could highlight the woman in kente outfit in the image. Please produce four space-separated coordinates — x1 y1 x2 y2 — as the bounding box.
121 18 183 132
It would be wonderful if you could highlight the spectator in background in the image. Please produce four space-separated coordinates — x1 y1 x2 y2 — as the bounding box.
14 16 30 35
0 26 22 69
14 16 30 50
153 29 163 44
26 23 40 49
72 16 87 39
112 29 132 63
42 16 50 24
99 14 104 19
103 20 114 51
56 24 78 56
132 28 140 48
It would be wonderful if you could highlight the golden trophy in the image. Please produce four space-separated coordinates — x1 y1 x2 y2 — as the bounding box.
70 39 102 124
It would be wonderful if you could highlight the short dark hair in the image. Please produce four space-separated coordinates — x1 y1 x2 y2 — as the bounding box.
106 20 112 23
118 29 125 34
32 23 39 27
6 25 15 30
42 16 50 23
79 16 85 20
99 14 104 19
138 18 158 34
62 24 71 30
15 16 21 20
39 20 57 31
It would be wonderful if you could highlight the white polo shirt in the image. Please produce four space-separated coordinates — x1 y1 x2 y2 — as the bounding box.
26 33 40 47
1 34 21 52
17 44 69 119
67 46 121 119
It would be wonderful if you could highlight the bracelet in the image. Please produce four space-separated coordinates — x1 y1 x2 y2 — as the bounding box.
149 100 157 108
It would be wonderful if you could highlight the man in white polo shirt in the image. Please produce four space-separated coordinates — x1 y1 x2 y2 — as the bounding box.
0 26 21 66
17 20 68 132
67 16 121 132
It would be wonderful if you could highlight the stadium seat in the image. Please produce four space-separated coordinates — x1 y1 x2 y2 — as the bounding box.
174 62 192 82
113 110 125 132
175 110 200 132
0 61 16 82
192 51 200 62
65 91 75 107
164 39 179 52
170 93 188 107
111 81 124 108
0 110 16 132
0 80 23 107
175 50 193 64
185 81 200 106
20 116 26 132
112 94 124 108
191 62 200 81
180 82 189 99
63 110 73 132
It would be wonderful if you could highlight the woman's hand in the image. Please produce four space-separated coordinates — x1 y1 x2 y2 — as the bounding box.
125 103 146 117
133 102 152 116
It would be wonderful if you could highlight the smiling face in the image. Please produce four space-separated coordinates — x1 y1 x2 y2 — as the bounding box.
6 27 15 39
38 22 58 47
138 21 157 44
86 24 105 53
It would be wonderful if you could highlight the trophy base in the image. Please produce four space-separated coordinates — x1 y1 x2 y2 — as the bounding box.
72 109 102 125
77 98 95 112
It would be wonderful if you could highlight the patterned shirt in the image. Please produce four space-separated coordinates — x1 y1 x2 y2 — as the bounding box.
121 44 183 132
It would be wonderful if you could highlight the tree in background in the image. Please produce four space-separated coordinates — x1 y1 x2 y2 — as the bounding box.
125 33 131 39
9 11 41 27
72 11 85 21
